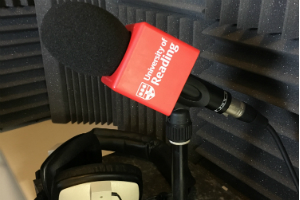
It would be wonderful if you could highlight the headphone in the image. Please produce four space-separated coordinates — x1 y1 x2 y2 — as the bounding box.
33 128 195 200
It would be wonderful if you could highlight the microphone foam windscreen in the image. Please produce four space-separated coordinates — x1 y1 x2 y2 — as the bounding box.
41 2 131 76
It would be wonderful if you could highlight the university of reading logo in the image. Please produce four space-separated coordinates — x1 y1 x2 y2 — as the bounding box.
136 82 155 100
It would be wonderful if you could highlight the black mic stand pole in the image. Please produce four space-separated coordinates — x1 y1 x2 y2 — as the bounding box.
166 108 193 200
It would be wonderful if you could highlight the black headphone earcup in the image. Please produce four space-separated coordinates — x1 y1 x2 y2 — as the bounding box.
54 163 143 199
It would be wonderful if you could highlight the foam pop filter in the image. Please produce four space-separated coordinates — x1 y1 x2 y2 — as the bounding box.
41 2 131 76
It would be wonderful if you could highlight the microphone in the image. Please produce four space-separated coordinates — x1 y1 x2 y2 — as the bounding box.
41 2 199 116
41 2 267 124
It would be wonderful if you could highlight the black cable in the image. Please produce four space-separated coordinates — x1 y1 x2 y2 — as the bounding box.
112 192 122 200
266 124 299 192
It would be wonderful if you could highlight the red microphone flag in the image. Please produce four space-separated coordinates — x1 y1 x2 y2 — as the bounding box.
102 22 200 116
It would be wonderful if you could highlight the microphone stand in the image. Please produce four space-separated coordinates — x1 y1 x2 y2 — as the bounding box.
166 108 193 200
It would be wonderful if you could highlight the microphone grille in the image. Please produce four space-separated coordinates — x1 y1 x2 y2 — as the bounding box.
40 2 131 76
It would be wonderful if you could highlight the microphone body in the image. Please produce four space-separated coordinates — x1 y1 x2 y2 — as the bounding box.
179 75 268 124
